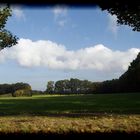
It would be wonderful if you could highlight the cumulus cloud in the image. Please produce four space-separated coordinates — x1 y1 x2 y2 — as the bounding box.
108 14 118 36
0 38 139 73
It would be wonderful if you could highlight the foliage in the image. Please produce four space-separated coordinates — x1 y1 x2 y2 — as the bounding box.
0 82 32 96
93 52 140 93
46 81 54 94
54 80 70 94
0 6 18 50
0 84 12 94
69 78 81 94
12 89 32 97
98 1 140 31
46 78 92 94
12 82 31 91
119 52 140 92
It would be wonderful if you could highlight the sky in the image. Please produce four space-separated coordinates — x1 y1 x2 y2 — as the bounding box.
0 5 140 91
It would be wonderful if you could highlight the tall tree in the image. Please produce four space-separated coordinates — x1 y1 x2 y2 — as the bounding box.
80 80 92 94
119 52 140 92
46 81 54 94
0 6 18 50
69 78 81 94
54 80 65 94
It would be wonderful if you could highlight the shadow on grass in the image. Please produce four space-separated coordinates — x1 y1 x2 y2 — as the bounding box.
0 94 140 117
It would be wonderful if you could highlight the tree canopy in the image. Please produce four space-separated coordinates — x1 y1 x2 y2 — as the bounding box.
0 6 18 50
119 52 140 92
0 82 32 96
98 1 140 31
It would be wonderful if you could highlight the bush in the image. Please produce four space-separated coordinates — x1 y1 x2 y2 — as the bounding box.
12 89 32 97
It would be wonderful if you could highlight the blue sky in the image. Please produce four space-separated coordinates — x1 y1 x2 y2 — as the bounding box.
0 5 140 90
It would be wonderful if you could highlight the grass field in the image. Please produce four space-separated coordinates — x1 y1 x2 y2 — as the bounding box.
0 93 140 115
0 93 140 135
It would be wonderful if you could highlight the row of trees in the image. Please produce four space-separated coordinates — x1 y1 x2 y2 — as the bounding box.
45 78 119 94
0 82 32 96
46 79 93 94
46 52 140 94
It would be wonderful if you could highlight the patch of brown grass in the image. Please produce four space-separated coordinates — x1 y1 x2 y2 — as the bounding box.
0 114 140 134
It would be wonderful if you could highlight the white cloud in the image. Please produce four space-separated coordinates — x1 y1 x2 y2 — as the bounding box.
0 38 139 73
52 5 68 27
12 6 25 20
53 5 67 18
108 14 118 36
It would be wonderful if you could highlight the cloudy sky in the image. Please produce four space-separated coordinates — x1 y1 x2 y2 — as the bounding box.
0 5 140 90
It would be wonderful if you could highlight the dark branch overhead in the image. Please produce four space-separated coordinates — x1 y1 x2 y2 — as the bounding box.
98 1 140 31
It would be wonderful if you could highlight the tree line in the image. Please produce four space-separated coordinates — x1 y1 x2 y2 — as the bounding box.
45 78 119 94
45 79 93 94
46 52 140 94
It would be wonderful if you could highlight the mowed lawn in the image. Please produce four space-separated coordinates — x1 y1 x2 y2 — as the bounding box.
0 93 140 134
0 93 140 115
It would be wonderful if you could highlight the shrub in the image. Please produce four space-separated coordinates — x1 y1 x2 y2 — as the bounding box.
12 89 32 97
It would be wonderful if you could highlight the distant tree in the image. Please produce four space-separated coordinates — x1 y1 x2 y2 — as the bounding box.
80 80 92 94
11 82 32 97
0 84 12 94
89 82 102 93
0 6 18 50
54 80 65 94
69 78 81 94
46 81 54 94
97 79 119 93
99 1 140 31
63 79 71 94
12 89 32 97
11 82 31 91
0 82 32 96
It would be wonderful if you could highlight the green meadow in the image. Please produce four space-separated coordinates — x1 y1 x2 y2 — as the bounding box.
0 93 140 115
0 93 140 134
